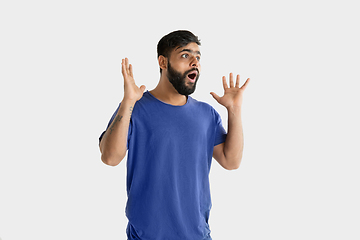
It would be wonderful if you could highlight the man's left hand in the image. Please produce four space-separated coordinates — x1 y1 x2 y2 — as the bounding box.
210 73 250 110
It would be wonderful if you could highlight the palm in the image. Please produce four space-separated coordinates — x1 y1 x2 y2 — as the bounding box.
121 58 146 102
210 73 250 109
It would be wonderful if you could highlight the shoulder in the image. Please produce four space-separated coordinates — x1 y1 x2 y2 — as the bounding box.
188 96 220 118
132 91 155 109
188 96 212 110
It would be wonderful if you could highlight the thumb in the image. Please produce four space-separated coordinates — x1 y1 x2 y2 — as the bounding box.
210 92 221 103
140 85 146 92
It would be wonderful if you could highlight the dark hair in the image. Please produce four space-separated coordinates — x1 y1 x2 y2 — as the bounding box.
157 30 201 73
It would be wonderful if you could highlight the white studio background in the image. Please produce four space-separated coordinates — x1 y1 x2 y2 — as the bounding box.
1 0 359 239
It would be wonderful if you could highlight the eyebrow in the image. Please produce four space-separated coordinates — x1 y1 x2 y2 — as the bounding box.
178 48 201 56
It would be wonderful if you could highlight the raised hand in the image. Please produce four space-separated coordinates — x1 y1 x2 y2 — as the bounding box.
210 73 250 110
121 58 146 103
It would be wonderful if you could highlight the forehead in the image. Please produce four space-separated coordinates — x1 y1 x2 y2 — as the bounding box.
173 42 201 55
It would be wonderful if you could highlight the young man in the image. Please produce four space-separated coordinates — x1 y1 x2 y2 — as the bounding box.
99 30 250 240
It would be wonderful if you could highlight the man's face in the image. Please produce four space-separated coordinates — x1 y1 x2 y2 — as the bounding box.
166 42 201 96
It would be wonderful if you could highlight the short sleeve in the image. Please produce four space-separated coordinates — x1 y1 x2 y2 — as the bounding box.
212 108 227 146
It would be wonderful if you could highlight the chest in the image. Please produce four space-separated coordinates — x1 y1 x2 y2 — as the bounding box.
134 106 213 143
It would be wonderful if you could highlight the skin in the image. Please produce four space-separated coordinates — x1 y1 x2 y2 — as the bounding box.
99 42 250 169
211 73 250 169
150 42 202 105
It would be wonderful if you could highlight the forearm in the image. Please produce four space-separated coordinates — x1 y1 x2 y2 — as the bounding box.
100 99 135 166
223 106 244 168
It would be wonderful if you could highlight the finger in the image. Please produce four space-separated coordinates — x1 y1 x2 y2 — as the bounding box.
240 78 251 90
235 74 240 88
125 58 130 73
121 59 127 77
222 76 228 89
129 64 133 78
139 85 146 92
210 92 221 103
229 73 234 88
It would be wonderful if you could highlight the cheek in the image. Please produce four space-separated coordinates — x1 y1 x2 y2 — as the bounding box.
174 63 188 72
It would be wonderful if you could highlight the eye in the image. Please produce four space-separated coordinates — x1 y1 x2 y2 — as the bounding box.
181 54 188 58
196 56 201 61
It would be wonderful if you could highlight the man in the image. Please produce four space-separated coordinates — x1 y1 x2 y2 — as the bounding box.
99 30 250 240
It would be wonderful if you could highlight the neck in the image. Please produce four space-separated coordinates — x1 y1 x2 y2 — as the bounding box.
150 73 187 106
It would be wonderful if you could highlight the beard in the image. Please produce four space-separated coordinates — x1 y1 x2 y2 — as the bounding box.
167 62 199 96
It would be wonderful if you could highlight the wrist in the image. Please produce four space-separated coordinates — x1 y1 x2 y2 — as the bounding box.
121 97 137 107
226 105 242 114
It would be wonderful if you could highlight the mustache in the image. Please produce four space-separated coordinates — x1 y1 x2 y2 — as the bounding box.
184 68 199 76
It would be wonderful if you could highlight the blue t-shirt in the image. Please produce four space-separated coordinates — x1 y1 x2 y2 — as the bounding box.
100 91 227 240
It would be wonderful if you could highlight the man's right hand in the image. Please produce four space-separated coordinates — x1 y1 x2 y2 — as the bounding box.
100 58 145 166
121 58 146 103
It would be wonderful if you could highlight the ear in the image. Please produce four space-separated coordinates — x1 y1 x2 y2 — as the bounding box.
158 55 168 71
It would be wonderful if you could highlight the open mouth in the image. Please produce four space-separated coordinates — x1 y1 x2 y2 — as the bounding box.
187 70 198 82
188 73 196 80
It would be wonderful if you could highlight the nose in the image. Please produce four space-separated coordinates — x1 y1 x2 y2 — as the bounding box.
190 57 200 68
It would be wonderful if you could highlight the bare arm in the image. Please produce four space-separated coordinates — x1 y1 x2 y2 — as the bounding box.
99 58 146 166
211 73 250 170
